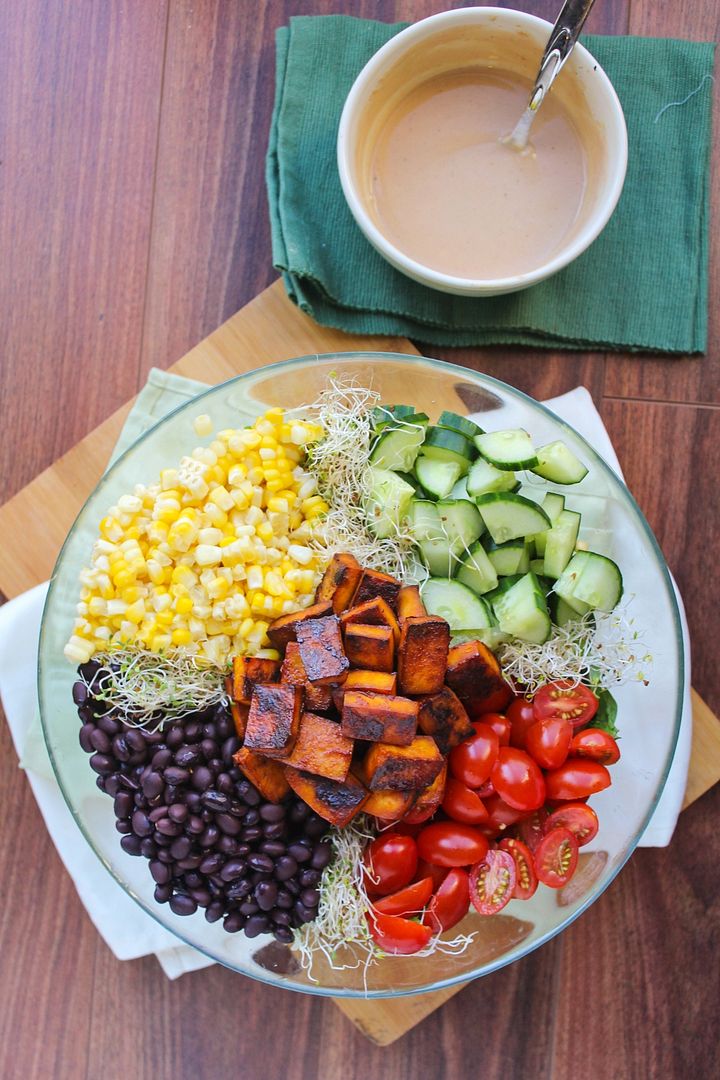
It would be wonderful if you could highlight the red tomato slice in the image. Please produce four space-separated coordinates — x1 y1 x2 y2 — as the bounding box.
544 760 611 801
469 849 516 914
414 858 448 892
442 778 490 825
466 684 513 717
423 868 470 932
570 728 621 765
545 802 599 847
417 822 489 868
367 912 433 954
374 819 423 838
363 834 418 897
507 697 537 749
533 681 599 729
517 807 549 853
491 746 546 812
534 827 579 888
373 876 434 916
484 793 530 832
499 837 538 900
526 715 572 770
480 713 511 746
448 723 499 788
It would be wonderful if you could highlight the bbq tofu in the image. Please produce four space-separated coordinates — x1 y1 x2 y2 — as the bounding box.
397 616 450 695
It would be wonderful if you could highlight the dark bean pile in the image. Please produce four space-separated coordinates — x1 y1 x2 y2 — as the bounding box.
73 661 331 943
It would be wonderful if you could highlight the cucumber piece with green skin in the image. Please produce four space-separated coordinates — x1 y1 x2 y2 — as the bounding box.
370 419 428 472
409 500 461 576
364 467 415 540
492 572 552 644
420 427 476 472
549 593 584 627
451 627 511 650
544 509 581 579
475 492 552 544
371 405 424 432
530 558 546 575
455 540 498 595
532 492 566 556
396 471 429 499
466 457 518 498
437 411 484 440
485 574 524 605
421 578 494 631
408 499 443 542
414 457 463 500
555 551 623 612
486 539 531 577
474 429 538 470
531 441 589 484
436 499 484 550
449 477 469 500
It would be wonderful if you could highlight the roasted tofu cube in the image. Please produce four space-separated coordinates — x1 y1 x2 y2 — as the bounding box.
340 597 400 643
244 684 302 759
343 669 397 695
445 641 510 707
284 711 354 781
404 763 447 823
232 747 290 803
285 768 368 827
341 690 418 746
232 655 281 703
363 787 416 821
267 601 333 649
417 687 475 755
396 585 427 622
353 569 401 610
397 616 450 695
315 552 363 613
230 700 249 739
295 615 349 685
343 623 395 673
363 736 444 791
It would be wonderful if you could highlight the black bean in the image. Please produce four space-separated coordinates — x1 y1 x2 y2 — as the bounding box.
119 773 140 791
241 825 262 843
284 878 300 896
153 832 171 847
229 766 242 781
228 800 246 819
125 728 147 754
104 775 121 797
176 854 203 870
239 900 259 917
185 791 202 812
72 680 89 706
201 790 230 813
168 803 188 823
97 715 120 736
294 901 316 924
247 853 274 874
140 838 157 859
262 822 285 840
274 856 297 882
223 912 245 934
243 808 260 827
220 859 247 882
96 776 107 792
115 819 131 834
276 889 293 910
217 814 242 836
255 881 278 912
199 824 220 849
208 758 223 776
221 737 241 763
146 805 165 823
238 781 260 807
154 883 172 904
199 852 224 876
287 842 311 864
215 710 234 740
166 726 184 749
152 748 173 770
201 809 213 824
311 841 332 870
112 734 131 762
216 772 234 795
260 841 286 858
205 901 224 924
300 887 319 908
201 721 217 740
156 848 174 864
184 721 202 743
89 752 114 777
259 802 286 823
273 926 294 944
272 910 292 926
120 834 142 855
174 744 202 768
200 738 218 760
78 660 101 682
299 869 321 888
187 815 205 835
78 724 95 753
163 766 190 785
149 860 171 884
184 872 203 889
169 836 192 860
131 810 153 837
227 878 253 900
191 766 213 791
113 791 133 819
156 818 182 837
189 887 212 908
289 800 309 823
304 816 327 839
169 894 197 917
142 771 164 799
217 835 240 855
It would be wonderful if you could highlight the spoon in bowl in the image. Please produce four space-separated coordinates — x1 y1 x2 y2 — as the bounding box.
504 0 597 151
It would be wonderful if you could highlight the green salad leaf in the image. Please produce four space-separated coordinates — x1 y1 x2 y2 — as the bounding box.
592 688 619 739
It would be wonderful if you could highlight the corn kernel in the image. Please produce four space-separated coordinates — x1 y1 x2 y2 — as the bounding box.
193 414 213 437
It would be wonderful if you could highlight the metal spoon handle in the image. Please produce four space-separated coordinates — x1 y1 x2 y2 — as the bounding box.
527 0 596 111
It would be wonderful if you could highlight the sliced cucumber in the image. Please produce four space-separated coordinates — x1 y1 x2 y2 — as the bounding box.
451 627 511 651
455 541 498 595
449 477 469 500
486 539 531 577
371 404 416 431
532 441 588 485
408 499 443 542
549 593 584 627
420 427 476 472
466 457 518 499
364 467 415 540
530 557 548 575
421 578 494 631
532 492 566 556
475 492 552 544
396 470 428 498
485 574 524 605
555 551 623 612
492 572 552 644
437 411 484 440
544 509 581 579
414 456 463 500
370 419 427 472
474 429 538 470
436 499 484 550
419 537 459 577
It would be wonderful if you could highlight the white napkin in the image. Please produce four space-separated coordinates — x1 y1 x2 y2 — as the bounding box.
0 382 692 979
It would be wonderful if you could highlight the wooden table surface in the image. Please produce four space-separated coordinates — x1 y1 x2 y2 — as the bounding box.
0 2 717 1077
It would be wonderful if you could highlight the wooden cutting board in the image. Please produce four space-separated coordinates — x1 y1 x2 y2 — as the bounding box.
1 279 719 1045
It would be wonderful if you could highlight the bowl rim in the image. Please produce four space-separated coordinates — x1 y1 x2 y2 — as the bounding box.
38 351 683 998
336 7 629 294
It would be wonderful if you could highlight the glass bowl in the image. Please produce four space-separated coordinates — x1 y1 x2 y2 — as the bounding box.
38 353 683 997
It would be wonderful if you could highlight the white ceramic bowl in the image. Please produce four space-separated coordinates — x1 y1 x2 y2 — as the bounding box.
337 7 628 296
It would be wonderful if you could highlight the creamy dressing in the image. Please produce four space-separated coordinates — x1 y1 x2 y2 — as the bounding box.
367 69 588 281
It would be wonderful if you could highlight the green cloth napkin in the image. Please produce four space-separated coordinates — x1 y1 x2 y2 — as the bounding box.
267 15 715 353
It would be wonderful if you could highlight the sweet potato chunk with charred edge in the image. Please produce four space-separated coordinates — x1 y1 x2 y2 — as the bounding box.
232 746 290 803
396 585 426 622
340 597 400 643
267 601 333 650
445 641 509 706
295 615 349 685
281 641 334 711
353 569 401 610
285 769 368 828
232 655 280 704
344 670 397 695
244 683 302 759
363 736 444 791
230 701 249 739
417 687 475 755
363 787 416 821
284 711 354 781
404 763 447 823
343 623 395 673
397 616 449 695
341 690 418 746
314 552 363 613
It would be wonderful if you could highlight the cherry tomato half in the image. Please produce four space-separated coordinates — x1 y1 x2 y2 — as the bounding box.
417 822 489 868
544 759 611 801
533 681 599 729
517 807 549 853
466 683 513 717
373 876 434 917
481 713 512 746
442 778 490 825
414 858 448 892
363 834 418 897
570 728 621 765
507 697 537 750
469 849 516 914
449 723 499 789
491 746 546 812
367 912 432 954
534 826 579 888
484 793 530 832
499 837 538 900
545 802 599 847
423 868 470 932
526 715 572 770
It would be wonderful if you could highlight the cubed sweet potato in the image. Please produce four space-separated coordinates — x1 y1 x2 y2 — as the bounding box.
230 700 249 739
403 763 447 824
305 683 334 713
343 669 397 695
314 552 363 613
244 683 302 759
281 641 334 711
343 623 394 673
341 690 418 746
285 768 368 827
417 687 474 755
295 615 349 685
284 711 354 781
396 585 426 622
362 787 416 821
353 569 401 610
267 601 333 649
232 655 281 703
363 736 444 791
397 616 450 695
340 597 400 643
445 640 510 707
232 746 290 803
